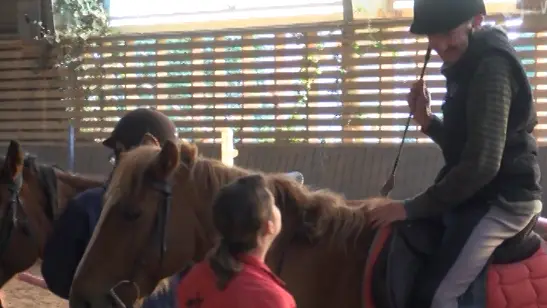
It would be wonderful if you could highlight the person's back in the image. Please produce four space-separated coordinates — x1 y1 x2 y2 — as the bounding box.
176 174 296 308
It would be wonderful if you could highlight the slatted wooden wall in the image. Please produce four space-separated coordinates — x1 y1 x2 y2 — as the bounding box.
0 14 545 145
0 36 67 144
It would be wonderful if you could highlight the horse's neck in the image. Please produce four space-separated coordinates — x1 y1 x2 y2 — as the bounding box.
55 171 104 211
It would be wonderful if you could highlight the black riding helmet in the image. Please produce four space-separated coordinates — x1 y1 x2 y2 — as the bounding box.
410 0 486 35
103 108 178 152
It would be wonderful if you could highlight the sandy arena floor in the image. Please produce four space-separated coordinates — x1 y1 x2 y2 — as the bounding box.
2 264 66 308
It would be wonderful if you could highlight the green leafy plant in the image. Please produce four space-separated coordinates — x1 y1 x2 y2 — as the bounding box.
53 0 110 67
28 0 112 104
30 0 111 69
22 0 114 140
291 23 387 143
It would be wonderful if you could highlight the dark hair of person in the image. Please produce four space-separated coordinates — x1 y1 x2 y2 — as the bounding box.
208 174 274 290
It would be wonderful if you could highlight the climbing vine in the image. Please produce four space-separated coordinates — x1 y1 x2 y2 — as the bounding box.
28 0 112 102
33 0 111 67
290 22 388 143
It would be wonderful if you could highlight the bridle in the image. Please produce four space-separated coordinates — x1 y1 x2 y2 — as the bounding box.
0 164 27 258
108 179 173 308
0 156 59 262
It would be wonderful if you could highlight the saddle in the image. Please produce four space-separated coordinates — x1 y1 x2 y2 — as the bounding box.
364 214 547 308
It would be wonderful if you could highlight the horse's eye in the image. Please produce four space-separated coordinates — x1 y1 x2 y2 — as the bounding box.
122 209 142 221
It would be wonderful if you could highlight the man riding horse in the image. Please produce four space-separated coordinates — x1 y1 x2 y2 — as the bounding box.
41 108 179 299
368 0 542 306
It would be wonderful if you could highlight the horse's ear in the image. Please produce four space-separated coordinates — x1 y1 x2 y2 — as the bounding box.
179 141 198 166
140 133 160 146
3 140 24 180
151 140 180 179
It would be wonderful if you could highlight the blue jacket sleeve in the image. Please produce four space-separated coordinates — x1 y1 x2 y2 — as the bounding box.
41 187 104 299
141 273 185 308
41 198 89 299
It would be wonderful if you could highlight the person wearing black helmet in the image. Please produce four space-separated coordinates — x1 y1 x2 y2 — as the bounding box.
368 0 542 307
41 108 178 299
102 108 179 164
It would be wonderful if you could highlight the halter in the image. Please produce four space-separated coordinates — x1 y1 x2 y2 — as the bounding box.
108 179 173 307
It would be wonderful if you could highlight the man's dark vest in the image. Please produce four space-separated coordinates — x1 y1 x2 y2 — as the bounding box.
436 26 541 203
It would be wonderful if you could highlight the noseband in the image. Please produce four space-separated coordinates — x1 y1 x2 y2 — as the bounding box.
109 179 173 307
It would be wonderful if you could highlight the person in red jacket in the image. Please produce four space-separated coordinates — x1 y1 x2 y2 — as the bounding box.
177 174 296 308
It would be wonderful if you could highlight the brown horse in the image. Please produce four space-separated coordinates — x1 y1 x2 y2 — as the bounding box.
69 139 547 308
0 140 104 305
69 137 375 308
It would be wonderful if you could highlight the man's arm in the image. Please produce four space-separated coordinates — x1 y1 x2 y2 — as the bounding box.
404 55 513 219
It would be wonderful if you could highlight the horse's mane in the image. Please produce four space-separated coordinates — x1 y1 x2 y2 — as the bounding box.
267 173 370 244
187 152 371 245
0 154 104 188
108 144 372 245
188 157 249 198
107 144 377 303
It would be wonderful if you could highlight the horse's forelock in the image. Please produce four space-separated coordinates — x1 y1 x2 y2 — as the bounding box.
104 146 161 211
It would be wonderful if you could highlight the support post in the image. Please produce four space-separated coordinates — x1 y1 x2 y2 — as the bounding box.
221 128 238 167
68 122 75 171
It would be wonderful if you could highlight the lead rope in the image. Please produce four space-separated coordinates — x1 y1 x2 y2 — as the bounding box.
380 48 432 197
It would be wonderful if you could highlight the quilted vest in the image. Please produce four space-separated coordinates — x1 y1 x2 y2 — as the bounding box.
436 26 541 203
